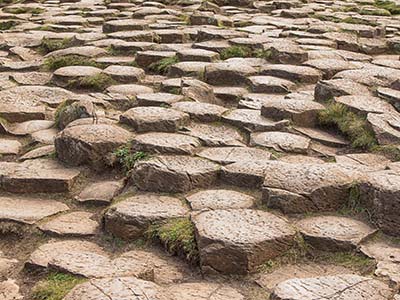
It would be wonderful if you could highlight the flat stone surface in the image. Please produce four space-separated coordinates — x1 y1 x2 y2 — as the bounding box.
104 194 189 239
132 132 201 155
0 280 22 300
193 209 296 274
171 101 228 122
182 123 245 146
39 211 98 237
271 274 392 300
186 189 255 210
64 277 170 300
360 241 400 284
131 155 220 193
250 131 311 154
222 109 289 132
166 283 244 300
76 180 123 205
0 159 80 193
296 216 376 251
0 196 68 225
120 107 190 132
0 139 22 155
197 146 271 165
261 161 366 213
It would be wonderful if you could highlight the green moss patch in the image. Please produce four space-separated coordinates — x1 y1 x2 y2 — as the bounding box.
146 217 199 263
148 56 179 74
43 55 100 71
33 273 86 300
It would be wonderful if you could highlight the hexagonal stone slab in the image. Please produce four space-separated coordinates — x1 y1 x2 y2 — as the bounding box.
247 76 295 93
250 131 311 154
171 101 228 122
103 65 145 83
0 196 68 225
0 139 22 155
166 283 244 300
261 98 325 127
193 209 296 274
260 64 323 84
182 123 245 146
186 189 255 210
131 156 220 193
132 132 201 155
120 107 190 132
296 216 376 251
222 109 289 132
205 62 257 86
104 194 189 239
262 162 366 214
197 146 271 165
75 180 124 205
64 277 170 300
136 93 183 106
52 66 102 87
359 171 400 236
39 211 98 237
0 159 80 193
270 274 392 300
55 124 131 170
361 241 400 284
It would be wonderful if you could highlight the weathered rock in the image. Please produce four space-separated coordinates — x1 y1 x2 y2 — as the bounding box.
182 123 245 146
296 216 376 251
359 171 400 236
132 132 201 155
260 64 322 83
270 274 392 300
205 62 257 86
76 180 124 205
0 159 80 193
314 79 371 102
361 241 400 284
171 101 227 122
0 280 22 300
167 283 244 300
64 277 170 300
250 131 311 154
247 76 295 93
120 107 189 132
39 212 98 237
55 124 131 170
193 209 296 274
262 162 366 213
0 139 22 156
0 196 68 225
52 66 103 88
367 112 400 145
186 189 255 210
261 98 325 127
104 194 188 239
131 155 220 193
56 99 95 129
197 146 271 165
136 93 183 106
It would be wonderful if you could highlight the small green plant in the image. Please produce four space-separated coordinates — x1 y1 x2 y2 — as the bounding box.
43 55 100 71
374 0 400 14
146 218 199 263
0 20 17 30
318 102 377 149
220 45 252 60
114 145 148 171
73 73 115 91
39 38 74 54
54 101 69 127
338 183 366 215
149 56 179 74
342 17 378 26
316 252 375 274
32 272 85 300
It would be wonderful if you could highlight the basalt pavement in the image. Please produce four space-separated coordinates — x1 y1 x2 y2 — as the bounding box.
1 0 400 298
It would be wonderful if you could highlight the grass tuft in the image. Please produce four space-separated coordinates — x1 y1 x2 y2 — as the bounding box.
148 56 178 74
318 102 377 149
3 6 45 14
71 73 115 91
32 273 85 300
146 217 199 263
220 46 252 60
54 101 69 128
39 38 74 54
0 20 18 30
114 145 149 172
43 55 100 71
374 0 400 14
